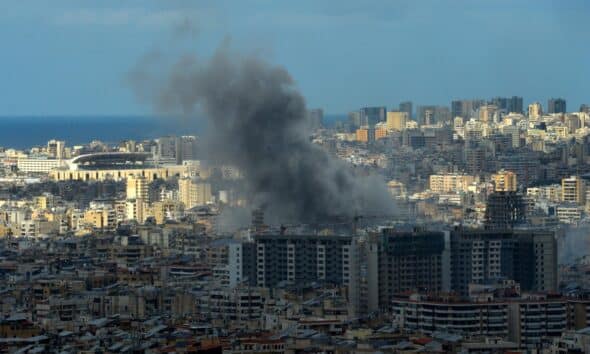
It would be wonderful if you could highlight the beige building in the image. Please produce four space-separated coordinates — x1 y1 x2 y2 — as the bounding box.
126 174 149 200
152 200 184 224
47 139 65 159
33 194 55 210
429 174 475 193
562 176 586 205
355 128 374 143
50 165 187 182
528 102 543 120
18 157 63 173
478 105 498 124
179 177 212 209
492 170 518 192
125 199 150 223
83 208 116 230
386 111 408 131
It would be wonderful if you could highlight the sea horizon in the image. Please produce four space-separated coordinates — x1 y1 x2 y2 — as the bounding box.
0 114 346 149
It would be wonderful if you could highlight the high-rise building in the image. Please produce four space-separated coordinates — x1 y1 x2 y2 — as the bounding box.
450 229 557 295
250 208 265 234
484 191 526 230
451 99 486 119
565 114 582 134
399 101 413 118
126 174 149 201
464 142 487 175
178 177 212 209
125 198 148 222
359 106 386 127
548 98 567 114
580 104 590 114
254 234 353 288
492 170 518 192
562 176 585 205
491 96 523 114
501 125 521 148
509 96 524 114
355 127 375 143
307 108 324 130
360 227 557 312
215 241 257 288
47 139 65 160
528 102 543 120
348 111 361 129
478 104 499 124
385 111 408 131
372 229 451 310
125 175 149 223
156 136 177 161
417 105 451 125
175 135 198 164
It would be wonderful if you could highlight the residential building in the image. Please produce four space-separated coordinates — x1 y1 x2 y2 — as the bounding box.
178 177 212 209
548 98 567 114
562 176 585 205
254 234 353 288
386 111 409 131
492 170 518 192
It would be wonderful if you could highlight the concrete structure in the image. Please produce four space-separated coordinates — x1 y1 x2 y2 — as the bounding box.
562 176 585 205
308 108 324 130
478 104 499 124
50 165 187 182
178 177 212 209
355 128 375 143
46 140 65 160
491 96 523 114
83 208 116 231
548 98 567 114
386 111 409 131
399 101 413 118
374 230 451 311
429 174 475 193
393 292 586 350
215 241 257 288
359 106 386 128
556 204 582 224
492 170 518 192
254 234 352 288
126 174 149 201
452 99 486 120
49 152 188 182
393 293 509 337
450 229 557 295
528 102 543 120
17 157 64 173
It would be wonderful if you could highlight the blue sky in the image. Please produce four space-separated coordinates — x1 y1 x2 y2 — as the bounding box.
0 0 588 115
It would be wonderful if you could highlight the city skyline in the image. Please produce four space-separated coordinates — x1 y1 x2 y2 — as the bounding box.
3 2 590 352
1 0 589 115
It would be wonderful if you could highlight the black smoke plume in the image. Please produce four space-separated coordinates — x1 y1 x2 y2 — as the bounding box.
128 42 395 223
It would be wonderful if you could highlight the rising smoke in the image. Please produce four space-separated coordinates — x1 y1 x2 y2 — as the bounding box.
128 40 395 223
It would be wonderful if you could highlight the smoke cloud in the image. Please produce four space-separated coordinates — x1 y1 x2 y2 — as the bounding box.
128 41 395 223
558 226 590 264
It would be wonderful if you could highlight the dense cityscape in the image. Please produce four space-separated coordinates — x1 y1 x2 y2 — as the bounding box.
2 97 590 353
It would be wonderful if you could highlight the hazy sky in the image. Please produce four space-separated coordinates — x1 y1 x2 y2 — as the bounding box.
0 0 588 116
